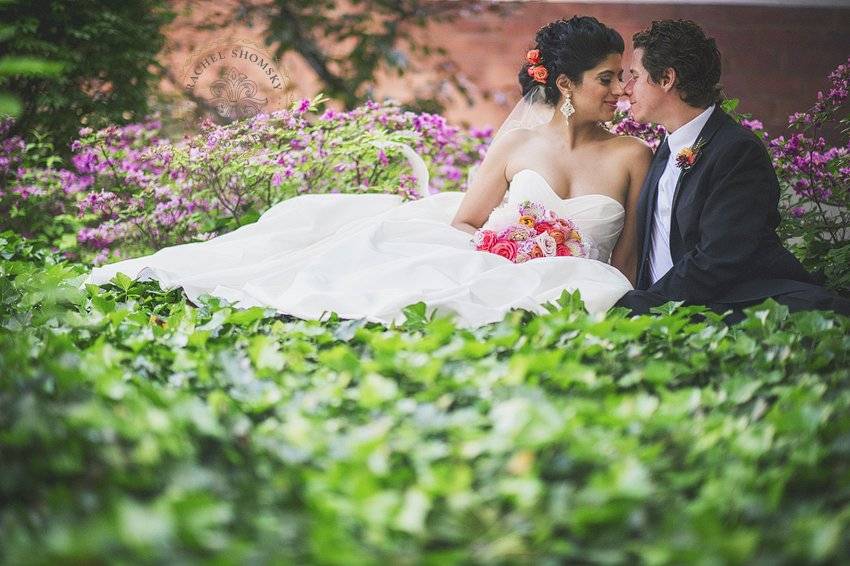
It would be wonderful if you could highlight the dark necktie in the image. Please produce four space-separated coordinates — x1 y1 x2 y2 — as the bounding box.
654 138 671 176
639 138 671 287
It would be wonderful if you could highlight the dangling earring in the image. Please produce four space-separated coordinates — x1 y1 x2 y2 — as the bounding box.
560 92 575 122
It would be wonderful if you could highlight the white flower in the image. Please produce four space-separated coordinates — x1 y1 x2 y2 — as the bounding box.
482 202 521 233
566 240 584 257
534 232 557 257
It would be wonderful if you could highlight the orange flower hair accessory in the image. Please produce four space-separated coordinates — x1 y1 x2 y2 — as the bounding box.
526 48 547 84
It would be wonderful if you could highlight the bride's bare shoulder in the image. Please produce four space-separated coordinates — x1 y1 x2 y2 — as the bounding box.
482 129 540 170
488 128 537 151
606 134 653 163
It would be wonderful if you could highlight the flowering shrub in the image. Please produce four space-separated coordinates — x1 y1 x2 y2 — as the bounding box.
0 96 490 264
610 101 666 150
771 58 850 291
0 118 83 250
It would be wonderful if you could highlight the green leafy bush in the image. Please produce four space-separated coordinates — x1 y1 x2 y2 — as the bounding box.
1 232 849 564
0 0 174 154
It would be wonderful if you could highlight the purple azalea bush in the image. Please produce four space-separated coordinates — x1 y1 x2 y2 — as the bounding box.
0 96 490 264
770 58 850 290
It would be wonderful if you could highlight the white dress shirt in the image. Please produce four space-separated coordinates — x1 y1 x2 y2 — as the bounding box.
649 104 715 284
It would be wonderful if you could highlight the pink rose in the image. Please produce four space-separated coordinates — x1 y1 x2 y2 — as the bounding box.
474 229 497 251
534 232 557 257
555 218 574 232
491 240 518 262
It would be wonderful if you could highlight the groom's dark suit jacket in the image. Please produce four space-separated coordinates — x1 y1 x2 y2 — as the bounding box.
620 105 832 314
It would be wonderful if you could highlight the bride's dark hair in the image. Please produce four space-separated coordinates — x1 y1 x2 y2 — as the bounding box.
519 16 624 106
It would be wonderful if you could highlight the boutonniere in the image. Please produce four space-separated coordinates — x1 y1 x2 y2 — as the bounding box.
675 137 707 170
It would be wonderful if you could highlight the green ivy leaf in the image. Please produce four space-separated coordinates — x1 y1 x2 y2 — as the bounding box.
111 272 134 293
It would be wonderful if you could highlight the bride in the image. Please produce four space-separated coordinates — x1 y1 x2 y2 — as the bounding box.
87 16 652 328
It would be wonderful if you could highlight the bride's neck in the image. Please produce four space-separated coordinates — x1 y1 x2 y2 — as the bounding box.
550 114 603 148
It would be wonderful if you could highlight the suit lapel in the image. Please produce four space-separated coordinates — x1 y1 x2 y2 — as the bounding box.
668 107 730 260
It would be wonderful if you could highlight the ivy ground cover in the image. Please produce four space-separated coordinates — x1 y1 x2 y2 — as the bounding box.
1 233 849 564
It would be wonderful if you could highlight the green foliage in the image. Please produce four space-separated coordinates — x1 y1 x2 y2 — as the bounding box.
0 0 174 153
2 232 849 563
253 0 502 110
0 55 65 116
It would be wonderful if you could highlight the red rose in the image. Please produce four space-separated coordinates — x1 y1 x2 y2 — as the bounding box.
556 244 571 257
534 221 554 234
491 240 518 262
526 49 541 65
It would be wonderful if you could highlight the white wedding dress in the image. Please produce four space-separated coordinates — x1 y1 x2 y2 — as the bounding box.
86 169 633 328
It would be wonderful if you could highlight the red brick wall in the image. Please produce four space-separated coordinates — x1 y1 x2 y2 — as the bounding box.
161 1 850 139
406 2 850 137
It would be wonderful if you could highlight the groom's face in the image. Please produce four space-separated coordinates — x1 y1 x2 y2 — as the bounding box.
625 48 664 124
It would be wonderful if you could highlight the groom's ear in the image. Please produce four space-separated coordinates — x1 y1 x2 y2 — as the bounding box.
659 67 677 93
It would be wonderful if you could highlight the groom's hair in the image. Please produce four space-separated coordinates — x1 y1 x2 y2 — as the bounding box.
633 20 723 108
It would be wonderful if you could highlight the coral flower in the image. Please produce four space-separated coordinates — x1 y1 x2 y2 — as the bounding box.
676 147 696 169
531 66 548 84
547 229 566 245
474 230 497 251
675 138 706 170
519 215 536 228
526 49 541 65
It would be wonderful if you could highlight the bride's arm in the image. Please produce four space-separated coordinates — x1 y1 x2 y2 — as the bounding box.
450 130 524 235
610 139 653 286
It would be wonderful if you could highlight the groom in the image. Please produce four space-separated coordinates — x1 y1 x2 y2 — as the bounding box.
615 19 850 320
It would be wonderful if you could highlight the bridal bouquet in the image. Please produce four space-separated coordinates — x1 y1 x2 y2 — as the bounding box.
473 200 588 263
